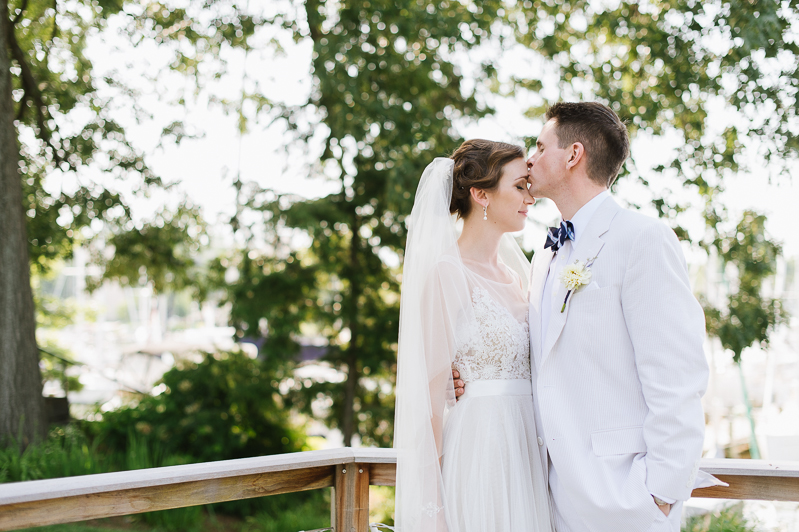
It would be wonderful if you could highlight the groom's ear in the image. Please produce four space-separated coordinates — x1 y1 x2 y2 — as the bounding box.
566 142 586 170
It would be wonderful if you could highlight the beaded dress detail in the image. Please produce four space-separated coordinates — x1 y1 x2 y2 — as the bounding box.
453 286 531 382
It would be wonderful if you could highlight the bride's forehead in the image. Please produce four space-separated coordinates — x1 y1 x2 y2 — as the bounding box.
498 159 528 182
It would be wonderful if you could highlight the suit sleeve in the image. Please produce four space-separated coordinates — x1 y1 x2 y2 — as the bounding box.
621 221 708 501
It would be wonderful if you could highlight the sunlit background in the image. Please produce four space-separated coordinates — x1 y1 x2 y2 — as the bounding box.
3 0 799 530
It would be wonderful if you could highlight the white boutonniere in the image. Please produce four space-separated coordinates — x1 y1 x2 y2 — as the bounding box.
558 256 597 313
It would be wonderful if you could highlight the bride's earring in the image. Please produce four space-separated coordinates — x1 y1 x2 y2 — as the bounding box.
483 204 488 221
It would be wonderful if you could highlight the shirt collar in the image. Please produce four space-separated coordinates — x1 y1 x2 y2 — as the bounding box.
566 190 611 250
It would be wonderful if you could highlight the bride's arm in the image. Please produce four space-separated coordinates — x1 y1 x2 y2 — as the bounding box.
421 264 459 457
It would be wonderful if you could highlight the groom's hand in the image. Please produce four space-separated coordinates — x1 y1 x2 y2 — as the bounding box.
653 497 671 517
452 369 465 400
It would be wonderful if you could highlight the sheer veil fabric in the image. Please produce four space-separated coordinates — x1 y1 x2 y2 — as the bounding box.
394 158 545 532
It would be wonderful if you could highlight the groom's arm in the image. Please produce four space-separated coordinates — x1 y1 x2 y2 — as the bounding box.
621 221 709 503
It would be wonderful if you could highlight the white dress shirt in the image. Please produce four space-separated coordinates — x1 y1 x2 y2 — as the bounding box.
539 189 610 358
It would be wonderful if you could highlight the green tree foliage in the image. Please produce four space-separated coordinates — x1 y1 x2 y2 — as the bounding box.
8 0 252 280
33 268 84 395
704 212 787 363
228 2 797 447
2 0 259 442
7 0 795 450
214 0 507 447
87 203 207 294
511 0 798 204
90 350 304 463
702 211 788 458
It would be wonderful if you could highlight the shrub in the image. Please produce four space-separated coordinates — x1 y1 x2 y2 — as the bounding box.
4 349 313 525
89 350 305 463
682 504 758 532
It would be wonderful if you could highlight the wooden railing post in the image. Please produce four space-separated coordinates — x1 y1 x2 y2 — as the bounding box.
333 463 370 532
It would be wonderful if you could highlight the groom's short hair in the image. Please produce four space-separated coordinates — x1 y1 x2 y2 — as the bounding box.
545 102 629 187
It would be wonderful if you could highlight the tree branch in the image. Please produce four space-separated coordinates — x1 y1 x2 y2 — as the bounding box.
5 21 71 169
15 87 28 122
50 0 58 44
11 0 29 26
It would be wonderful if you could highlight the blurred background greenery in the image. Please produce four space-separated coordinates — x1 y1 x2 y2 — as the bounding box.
2 0 799 530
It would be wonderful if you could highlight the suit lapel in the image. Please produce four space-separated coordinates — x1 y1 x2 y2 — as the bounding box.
528 247 554 369
540 197 620 365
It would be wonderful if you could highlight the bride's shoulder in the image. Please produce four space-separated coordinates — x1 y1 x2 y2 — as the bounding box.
429 254 467 279
424 254 470 290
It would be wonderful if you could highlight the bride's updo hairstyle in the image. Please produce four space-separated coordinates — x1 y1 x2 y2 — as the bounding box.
449 139 526 219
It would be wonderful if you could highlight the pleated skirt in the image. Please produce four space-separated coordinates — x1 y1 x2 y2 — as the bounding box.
441 379 553 532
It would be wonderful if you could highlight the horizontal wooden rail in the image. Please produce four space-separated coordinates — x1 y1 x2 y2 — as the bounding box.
0 450 797 531
690 458 799 502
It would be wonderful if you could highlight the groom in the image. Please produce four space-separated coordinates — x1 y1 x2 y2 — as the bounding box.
454 102 709 532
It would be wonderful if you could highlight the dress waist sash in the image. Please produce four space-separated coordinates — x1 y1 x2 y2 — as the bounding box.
460 378 532 398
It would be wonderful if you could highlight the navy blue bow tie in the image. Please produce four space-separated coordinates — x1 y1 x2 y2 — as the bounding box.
544 221 575 253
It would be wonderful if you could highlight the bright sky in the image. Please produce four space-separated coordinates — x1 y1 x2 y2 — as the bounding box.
75 9 799 261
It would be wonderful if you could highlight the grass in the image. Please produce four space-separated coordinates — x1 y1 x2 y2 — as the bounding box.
18 526 121 532
240 492 331 532
0 426 107 483
1 427 206 532
682 504 759 532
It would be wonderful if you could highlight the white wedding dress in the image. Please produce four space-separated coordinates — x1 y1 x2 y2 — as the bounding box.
394 158 551 532
438 258 552 532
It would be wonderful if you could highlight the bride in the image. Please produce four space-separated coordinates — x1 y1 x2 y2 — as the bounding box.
394 140 553 532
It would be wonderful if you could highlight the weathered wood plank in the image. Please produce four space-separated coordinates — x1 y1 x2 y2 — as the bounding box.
691 475 799 502
369 462 396 486
0 466 333 532
697 458 799 478
0 448 355 506
350 448 397 464
334 463 370 532
2 450 799 532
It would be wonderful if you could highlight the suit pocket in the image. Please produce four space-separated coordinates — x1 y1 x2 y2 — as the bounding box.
591 426 646 456
580 281 601 293
569 284 618 310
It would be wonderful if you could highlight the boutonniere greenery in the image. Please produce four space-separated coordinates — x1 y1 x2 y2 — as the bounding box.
558 256 598 313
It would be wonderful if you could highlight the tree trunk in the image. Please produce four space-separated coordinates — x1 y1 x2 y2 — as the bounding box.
342 350 359 447
341 211 361 447
0 5 47 446
738 360 761 459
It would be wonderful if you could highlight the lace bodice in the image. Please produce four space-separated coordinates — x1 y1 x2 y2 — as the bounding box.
453 286 531 382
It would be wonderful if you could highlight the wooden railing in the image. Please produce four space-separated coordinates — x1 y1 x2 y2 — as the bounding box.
0 449 797 531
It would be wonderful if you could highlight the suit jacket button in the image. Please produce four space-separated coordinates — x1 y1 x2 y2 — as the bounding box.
537 437 544 446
